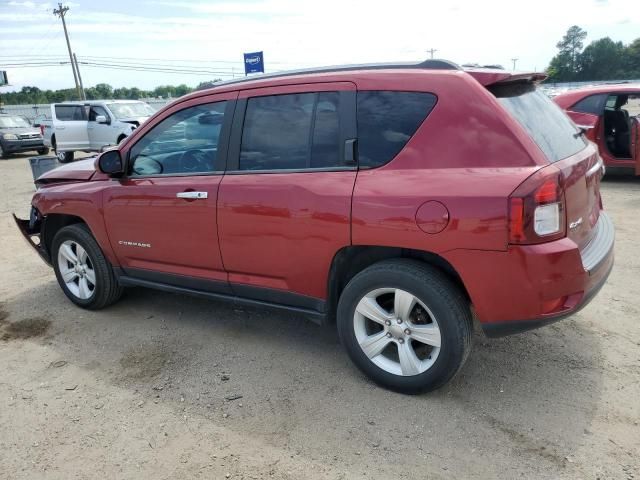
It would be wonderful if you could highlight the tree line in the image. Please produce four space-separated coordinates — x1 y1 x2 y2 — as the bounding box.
0 81 219 105
547 26 640 82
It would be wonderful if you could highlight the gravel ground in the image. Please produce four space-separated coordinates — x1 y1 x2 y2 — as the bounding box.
0 152 638 480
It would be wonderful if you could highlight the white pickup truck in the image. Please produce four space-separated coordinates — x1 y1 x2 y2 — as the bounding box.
42 100 156 162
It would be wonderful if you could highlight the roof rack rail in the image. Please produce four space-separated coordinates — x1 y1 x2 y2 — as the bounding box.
196 58 461 91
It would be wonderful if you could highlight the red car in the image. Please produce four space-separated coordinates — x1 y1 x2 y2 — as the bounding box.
14 60 614 393
554 85 640 174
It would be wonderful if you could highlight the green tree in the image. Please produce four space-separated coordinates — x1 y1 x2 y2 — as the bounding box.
578 37 627 80
94 83 113 99
547 25 588 81
626 37 640 77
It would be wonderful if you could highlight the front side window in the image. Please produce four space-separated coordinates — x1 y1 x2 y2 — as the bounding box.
89 106 109 122
357 91 437 168
129 102 226 176
239 92 342 171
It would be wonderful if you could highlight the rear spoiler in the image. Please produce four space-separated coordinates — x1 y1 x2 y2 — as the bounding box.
465 68 548 87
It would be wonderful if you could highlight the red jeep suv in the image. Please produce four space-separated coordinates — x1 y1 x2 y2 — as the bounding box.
14 60 614 393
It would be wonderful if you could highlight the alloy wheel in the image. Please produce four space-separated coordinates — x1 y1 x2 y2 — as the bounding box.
353 288 441 376
57 239 96 300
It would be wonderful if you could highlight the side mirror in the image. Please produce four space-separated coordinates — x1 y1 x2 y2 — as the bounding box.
96 115 109 124
98 150 124 175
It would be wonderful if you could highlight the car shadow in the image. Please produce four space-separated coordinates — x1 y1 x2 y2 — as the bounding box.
2 280 605 476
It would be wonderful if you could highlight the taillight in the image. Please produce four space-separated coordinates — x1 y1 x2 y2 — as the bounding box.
508 167 566 245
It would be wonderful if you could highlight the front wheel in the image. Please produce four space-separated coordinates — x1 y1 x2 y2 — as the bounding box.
337 259 472 394
37 147 49 156
52 224 123 309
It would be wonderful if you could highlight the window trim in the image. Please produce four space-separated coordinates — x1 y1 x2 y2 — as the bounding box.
226 89 357 174
124 99 235 178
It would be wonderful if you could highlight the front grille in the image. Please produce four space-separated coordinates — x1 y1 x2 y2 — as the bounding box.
18 133 41 140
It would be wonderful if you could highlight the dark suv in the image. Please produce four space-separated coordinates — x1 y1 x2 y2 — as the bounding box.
14 60 614 393
0 114 48 158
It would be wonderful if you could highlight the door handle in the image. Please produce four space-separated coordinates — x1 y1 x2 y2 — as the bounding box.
176 191 208 199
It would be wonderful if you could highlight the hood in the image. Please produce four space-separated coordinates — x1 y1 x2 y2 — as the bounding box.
1 127 41 136
36 157 98 184
117 116 150 127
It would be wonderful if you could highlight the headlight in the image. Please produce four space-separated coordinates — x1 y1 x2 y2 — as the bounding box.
2 133 18 140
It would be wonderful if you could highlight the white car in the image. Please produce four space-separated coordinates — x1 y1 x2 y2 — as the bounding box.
42 100 156 162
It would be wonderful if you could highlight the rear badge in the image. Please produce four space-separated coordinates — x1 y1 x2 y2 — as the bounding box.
118 240 151 248
569 218 583 230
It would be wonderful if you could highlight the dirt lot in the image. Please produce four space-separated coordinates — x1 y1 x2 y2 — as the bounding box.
0 152 638 480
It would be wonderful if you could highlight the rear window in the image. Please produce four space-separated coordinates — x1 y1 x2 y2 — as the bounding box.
357 91 437 168
491 83 586 162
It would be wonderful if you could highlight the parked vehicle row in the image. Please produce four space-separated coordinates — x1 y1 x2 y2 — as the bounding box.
14 60 614 393
40 100 155 163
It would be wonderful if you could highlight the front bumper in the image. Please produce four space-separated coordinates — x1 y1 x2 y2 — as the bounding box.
2 138 45 154
445 212 615 337
13 210 51 266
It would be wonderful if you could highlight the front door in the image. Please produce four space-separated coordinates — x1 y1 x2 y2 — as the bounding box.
87 105 116 150
103 92 236 292
217 83 357 308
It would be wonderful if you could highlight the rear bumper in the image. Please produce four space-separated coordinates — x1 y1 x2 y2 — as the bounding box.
13 211 51 266
445 212 615 337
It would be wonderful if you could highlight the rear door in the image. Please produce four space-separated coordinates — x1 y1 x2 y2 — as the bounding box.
52 104 89 150
217 82 357 306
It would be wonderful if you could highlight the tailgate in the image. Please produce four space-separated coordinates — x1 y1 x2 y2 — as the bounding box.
554 143 604 251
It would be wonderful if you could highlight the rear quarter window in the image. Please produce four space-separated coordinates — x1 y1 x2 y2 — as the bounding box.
357 91 437 168
569 94 606 115
491 84 586 163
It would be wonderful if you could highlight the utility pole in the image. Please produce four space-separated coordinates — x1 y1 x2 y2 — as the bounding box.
73 53 86 100
53 3 82 99
511 58 518 71
426 48 438 59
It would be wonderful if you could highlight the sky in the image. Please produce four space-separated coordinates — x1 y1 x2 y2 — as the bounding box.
1 0 639 92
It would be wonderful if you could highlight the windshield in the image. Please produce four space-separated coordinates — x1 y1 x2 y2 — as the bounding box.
106 102 155 119
0 116 31 128
491 83 586 163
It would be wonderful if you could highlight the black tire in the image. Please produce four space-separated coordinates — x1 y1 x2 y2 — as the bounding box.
337 259 472 394
37 147 49 156
0 142 9 159
52 137 73 163
117 135 127 144
52 224 123 309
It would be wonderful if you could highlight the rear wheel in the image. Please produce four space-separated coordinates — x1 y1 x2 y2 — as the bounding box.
0 143 9 159
52 224 123 309
37 147 49 156
337 259 472 394
52 137 73 163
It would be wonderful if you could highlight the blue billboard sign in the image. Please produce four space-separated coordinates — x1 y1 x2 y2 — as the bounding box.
243 51 264 75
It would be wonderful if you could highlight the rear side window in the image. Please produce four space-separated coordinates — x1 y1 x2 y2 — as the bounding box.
570 94 606 115
240 92 342 171
492 84 586 163
55 105 87 121
357 91 437 168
